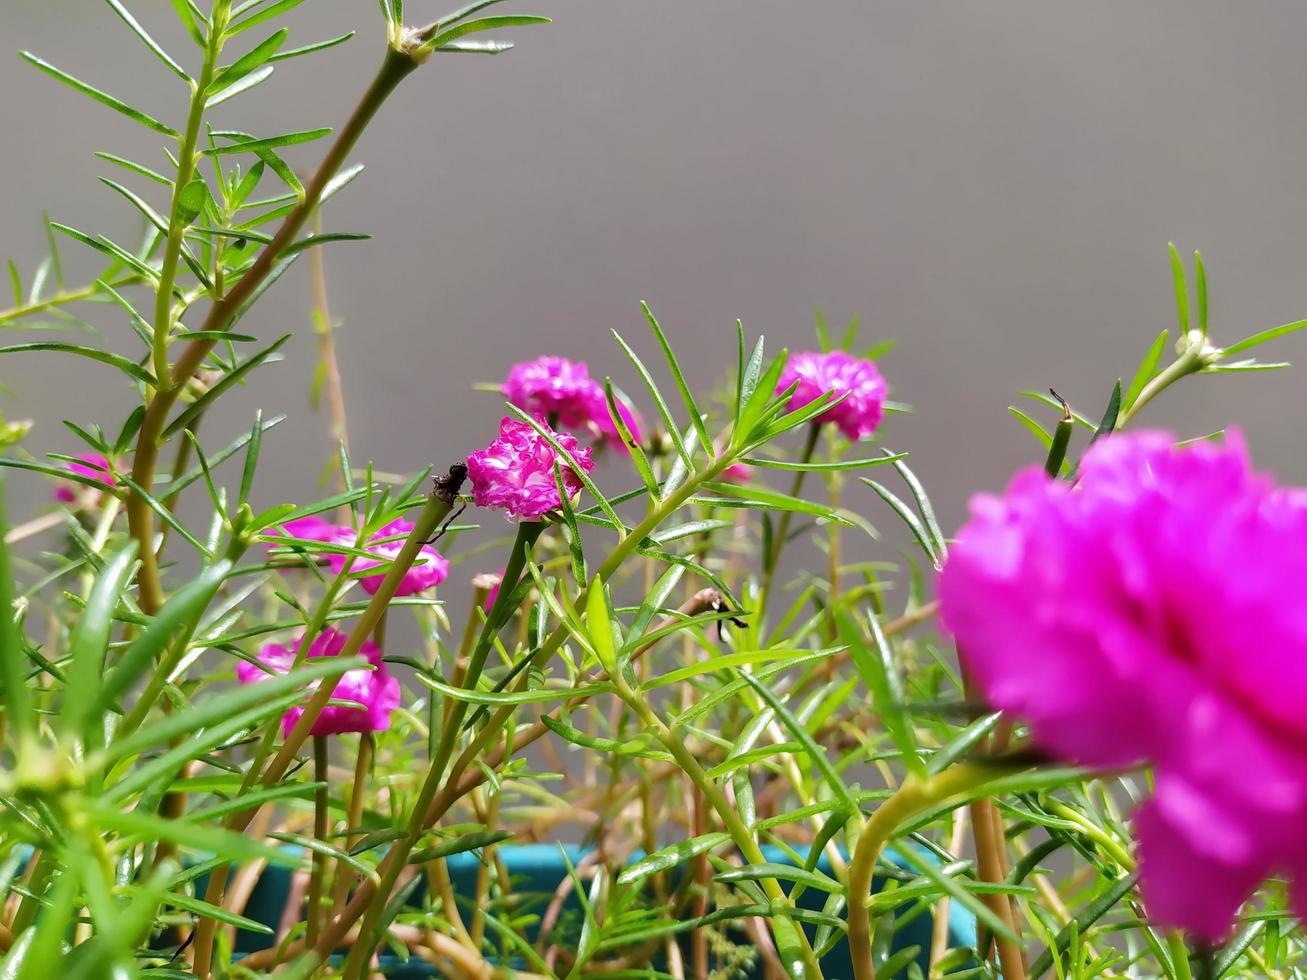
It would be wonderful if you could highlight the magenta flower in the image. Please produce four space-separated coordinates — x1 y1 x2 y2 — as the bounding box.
712 439 750 483
503 356 599 429
502 356 642 448
938 430 1307 941
326 519 449 596
475 570 504 612
584 386 643 449
236 627 400 737
467 416 595 521
269 517 448 596
721 463 750 482
777 351 887 441
54 453 116 504
275 515 338 543
265 516 339 577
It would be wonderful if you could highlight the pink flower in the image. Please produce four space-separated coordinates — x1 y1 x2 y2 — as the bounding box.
269 517 448 596
326 519 449 596
475 570 504 612
265 516 339 576
54 453 116 504
721 462 751 482
467 416 595 521
504 356 599 429
711 439 750 483
236 627 400 737
585 386 643 449
502 356 642 449
938 430 1307 941
777 351 887 441
276 515 338 543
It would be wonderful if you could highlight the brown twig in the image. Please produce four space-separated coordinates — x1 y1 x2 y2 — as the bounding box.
929 807 970 977
2 510 65 545
691 785 710 979
958 647 1027 980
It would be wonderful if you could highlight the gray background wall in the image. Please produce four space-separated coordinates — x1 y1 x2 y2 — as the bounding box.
2 2 1306 579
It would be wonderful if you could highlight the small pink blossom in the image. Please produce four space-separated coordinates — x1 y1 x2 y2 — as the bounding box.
276 515 338 543
720 462 751 482
265 516 339 577
711 439 751 483
502 356 641 448
777 351 887 441
504 356 599 429
54 453 116 504
467 416 595 521
475 570 504 612
270 517 448 596
325 519 449 596
236 627 400 737
584 386 643 449
938 430 1307 941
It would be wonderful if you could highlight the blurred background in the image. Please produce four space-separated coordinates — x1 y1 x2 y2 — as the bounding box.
2 0 1306 587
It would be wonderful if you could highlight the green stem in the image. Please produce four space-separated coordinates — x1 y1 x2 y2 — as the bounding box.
0 276 139 327
1036 801 1214 980
1168 934 1195 980
847 764 1004 980
10 853 53 936
1046 800 1135 870
340 521 543 977
757 423 819 634
118 540 249 739
151 26 223 390
433 522 543 762
307 735 329 946
234 517 383 804
265 485 459 786
612 671 824 979
191 481 458 979
127 45 420 614
321 455 742 975
823 428 843 641
1116 345 1204 430
327 732 374 918
469 787 499 949
441 576 496 755
309 205 352 487
422 456 739 822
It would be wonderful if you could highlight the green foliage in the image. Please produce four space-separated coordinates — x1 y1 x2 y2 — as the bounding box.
0 2 1302 978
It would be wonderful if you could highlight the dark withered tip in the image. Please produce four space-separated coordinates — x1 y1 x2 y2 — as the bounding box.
434 462 468 503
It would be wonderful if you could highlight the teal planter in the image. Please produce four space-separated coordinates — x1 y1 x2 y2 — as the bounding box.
218 845 976 978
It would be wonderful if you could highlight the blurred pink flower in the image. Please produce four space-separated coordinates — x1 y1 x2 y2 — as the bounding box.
276 515 337 542
467 416 595 521
236 627 400 737
326 519 449 596
54 453 116 504
265 516 338 577
721 462 751 483
584 386 643 449
476 570 504 612
502 355 641 449
777 351 886 441
938 430 1307 941
503 356 598 429
710 438 750 483
270 517 448 596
